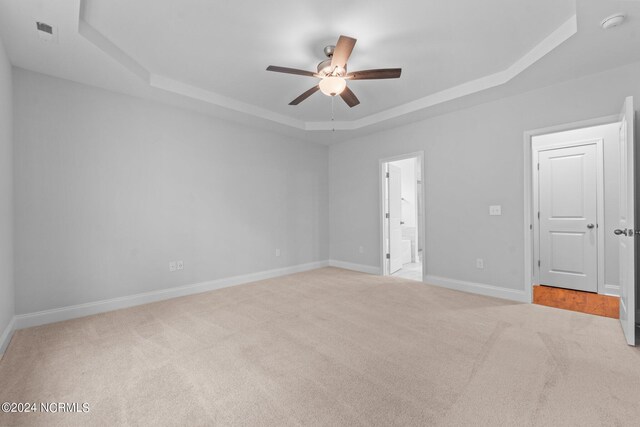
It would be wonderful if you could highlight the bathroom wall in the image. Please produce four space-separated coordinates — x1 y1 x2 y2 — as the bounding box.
389 158 419 262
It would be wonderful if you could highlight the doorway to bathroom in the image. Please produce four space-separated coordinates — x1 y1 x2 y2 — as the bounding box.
379 152 425 281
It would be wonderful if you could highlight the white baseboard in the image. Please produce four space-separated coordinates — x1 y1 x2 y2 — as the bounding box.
425 275 530 303
8 260 535 336
327 260 527 303
329 259 380 275
603 283 621 297
14 260 329 330
0 316 16 357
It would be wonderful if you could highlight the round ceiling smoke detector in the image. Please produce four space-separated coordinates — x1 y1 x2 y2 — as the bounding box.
601 13 626 29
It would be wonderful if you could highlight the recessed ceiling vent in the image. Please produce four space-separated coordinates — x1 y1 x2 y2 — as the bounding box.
36 21 58 42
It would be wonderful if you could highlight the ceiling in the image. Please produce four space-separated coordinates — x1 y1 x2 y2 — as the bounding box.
0 0 639 144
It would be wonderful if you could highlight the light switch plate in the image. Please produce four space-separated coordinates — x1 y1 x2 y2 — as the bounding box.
177 260 184 270
169 261 177 272
489 205 502 216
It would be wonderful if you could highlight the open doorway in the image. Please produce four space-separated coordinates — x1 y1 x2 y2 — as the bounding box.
380 153 425 281
531 122 618 296
524 97 636 346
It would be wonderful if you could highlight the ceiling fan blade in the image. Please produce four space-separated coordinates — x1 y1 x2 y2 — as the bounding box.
289 85 320 105
340 86 360 108
330 35 357 70
267 65 318 78
346 68 402 80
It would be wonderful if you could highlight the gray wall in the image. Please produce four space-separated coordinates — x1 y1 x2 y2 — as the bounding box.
13 69 329 314
0 36 13 339
329 61 640 293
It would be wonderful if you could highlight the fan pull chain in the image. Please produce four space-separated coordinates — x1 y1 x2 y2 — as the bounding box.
331 96 335 132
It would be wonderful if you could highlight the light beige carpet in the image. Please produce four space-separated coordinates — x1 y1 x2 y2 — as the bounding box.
1 267 639 426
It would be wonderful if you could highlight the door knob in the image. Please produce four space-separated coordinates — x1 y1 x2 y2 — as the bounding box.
587 224 595 229
614 229 627 235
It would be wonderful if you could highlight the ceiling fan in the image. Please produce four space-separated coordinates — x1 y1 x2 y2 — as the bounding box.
266 35 402 108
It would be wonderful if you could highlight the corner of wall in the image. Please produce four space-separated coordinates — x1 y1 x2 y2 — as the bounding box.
0 32 15 357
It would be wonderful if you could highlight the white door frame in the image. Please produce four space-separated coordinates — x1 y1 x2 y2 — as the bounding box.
532 138 605 293
523 114 620 302
379 151 426 279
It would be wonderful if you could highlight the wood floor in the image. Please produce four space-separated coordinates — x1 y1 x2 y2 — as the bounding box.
533 285 620 319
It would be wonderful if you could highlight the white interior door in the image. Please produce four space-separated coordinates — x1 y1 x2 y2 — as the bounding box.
538 144 598 292
388 164 403 274
616 96 636 346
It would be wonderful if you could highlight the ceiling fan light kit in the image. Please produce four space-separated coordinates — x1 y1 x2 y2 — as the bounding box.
319 76 347 96
266 35 402 108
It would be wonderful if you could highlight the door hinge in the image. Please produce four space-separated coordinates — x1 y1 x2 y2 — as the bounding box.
538 260 541 267
385 213 389 219
530 224 533 230
537 211 540 219
537 163 540 170
386 253 390 259
386 172 389 178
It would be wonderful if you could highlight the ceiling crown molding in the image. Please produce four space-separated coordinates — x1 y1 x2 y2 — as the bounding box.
77 1 576 132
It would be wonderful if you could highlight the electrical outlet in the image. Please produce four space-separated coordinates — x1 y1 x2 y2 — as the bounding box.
489 205 502 216
169 261 177 272
177 260 184 270
275 248 281 257
476 258 484 269
359 246 364 253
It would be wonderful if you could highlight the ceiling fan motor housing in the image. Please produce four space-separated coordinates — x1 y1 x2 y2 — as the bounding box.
317 58 346 77
323 45 335 57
